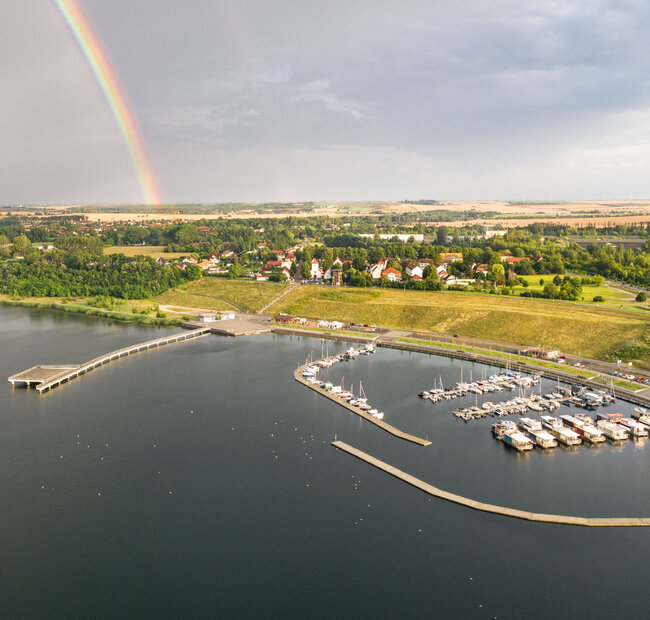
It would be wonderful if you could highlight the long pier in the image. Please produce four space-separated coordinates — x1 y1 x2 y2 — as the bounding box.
9 327 211 394
332 440 650 527
294 364 431 446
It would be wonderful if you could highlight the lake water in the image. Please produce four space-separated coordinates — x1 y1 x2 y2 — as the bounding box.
1 306 649 619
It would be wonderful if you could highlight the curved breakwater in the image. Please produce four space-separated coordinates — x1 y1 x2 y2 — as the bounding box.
332 440 650 527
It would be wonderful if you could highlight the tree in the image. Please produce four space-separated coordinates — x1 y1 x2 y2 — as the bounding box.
488 263 505 287
301 261 310 279
593 295 605 302
543 282 560 298
636 292 647 302
11 234 31 254
227 263 242 279
269 269 288 282
184 264 203 280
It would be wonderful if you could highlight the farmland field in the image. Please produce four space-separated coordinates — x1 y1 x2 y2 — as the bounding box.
103 245 189 259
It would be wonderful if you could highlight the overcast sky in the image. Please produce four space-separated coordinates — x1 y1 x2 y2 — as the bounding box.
2 0 650 205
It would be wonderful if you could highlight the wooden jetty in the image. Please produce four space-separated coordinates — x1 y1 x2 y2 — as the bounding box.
295 364 431 446
332 440 650 527
8 327 211 394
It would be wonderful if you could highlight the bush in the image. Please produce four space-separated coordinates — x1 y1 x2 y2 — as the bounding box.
593 295 606 302
636 292 647 302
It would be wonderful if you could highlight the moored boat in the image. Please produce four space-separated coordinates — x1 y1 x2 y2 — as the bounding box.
518 417 558 449
560 415 606 443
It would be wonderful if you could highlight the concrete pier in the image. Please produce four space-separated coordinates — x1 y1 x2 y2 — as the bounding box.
8 327 211 394
295 365 431 446
332 440 650 527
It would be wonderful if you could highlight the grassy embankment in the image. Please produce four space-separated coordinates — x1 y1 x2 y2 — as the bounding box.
152 278 289 314
397 338 641 391
0 279 288 325
267 287 650 363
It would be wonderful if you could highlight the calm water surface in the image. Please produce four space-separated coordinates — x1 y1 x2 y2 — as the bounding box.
1 307 649 619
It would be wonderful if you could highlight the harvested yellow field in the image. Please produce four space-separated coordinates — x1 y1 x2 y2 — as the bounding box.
103 245 188 259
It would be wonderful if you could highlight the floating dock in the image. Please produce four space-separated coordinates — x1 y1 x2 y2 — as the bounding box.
332 440 650 527
8 327 211 394
295 364 431 446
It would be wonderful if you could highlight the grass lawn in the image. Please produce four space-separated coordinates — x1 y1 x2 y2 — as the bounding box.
511 274 641 310
103 245 189 259
153 277 288 313
268 286 650 362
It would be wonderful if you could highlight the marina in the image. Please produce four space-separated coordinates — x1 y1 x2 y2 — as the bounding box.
294 345 431 446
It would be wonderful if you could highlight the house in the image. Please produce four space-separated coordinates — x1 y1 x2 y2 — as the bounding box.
182 256 198 264
217 311 236 321
381 267 402 282
439 252 463 264
221 251 235 259
442 274 457 285
256 274 269 281
503 256 527 265
199 313 217 322
418 258 434 270
271 250 286 260
155 257 169 267
454 278 476 287
209 253 221 263
281 268 292 281
474 263 489 275
198 260 213 271
405 262 423 278
369 259 388 279
333 257 354 268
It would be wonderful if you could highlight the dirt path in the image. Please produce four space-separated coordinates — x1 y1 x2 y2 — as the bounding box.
260 283 298 314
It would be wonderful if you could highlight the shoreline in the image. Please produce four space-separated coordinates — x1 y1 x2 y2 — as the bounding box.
0 299 183 327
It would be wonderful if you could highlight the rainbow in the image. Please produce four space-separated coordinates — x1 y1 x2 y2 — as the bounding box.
53 0 161 205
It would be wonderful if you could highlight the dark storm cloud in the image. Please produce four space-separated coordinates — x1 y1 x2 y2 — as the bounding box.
2 0 650 203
